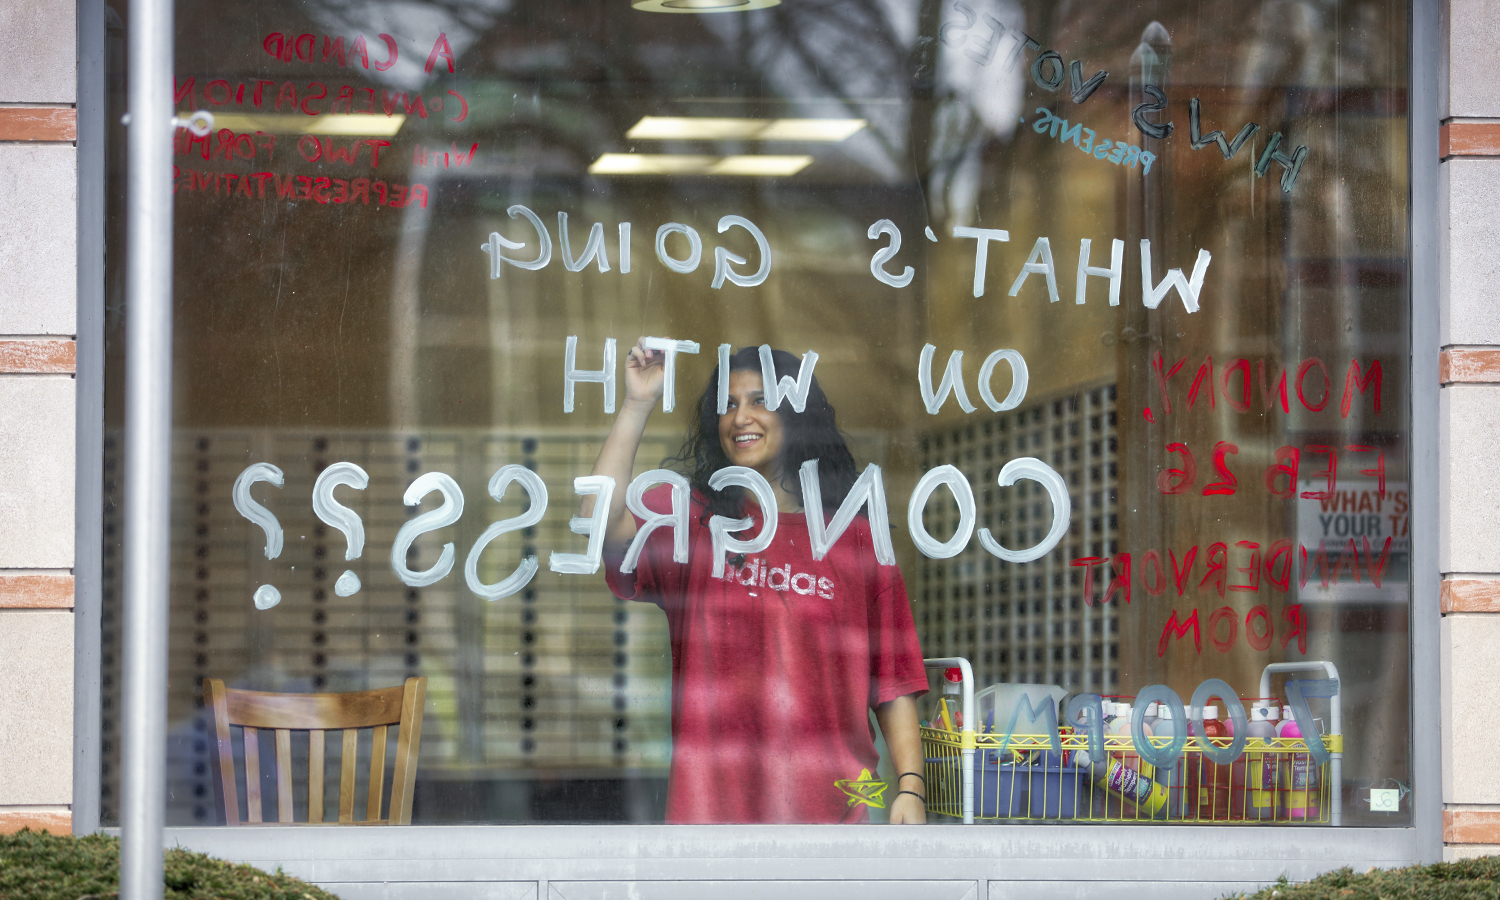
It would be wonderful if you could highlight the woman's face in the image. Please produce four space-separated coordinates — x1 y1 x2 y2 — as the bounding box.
718 369 785 477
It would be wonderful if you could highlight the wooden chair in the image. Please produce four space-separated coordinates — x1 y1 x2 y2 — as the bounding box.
203 676 426 825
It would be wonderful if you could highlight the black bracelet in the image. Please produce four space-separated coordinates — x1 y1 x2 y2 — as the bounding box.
895 789 926 804
898 771 926 784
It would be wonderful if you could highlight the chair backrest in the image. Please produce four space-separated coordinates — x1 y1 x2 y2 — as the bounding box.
203 676 426 826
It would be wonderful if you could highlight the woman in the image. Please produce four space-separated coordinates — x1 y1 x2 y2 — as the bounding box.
587 340 929 824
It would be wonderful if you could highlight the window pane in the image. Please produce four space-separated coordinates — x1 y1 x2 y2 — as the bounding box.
102 0 1411 826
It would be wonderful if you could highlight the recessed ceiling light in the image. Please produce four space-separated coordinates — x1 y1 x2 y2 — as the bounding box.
626 116 865 142
755 118 866 142
589 154 718 175
626 117 764 140
708 155 813 176
632 0 780 12
589 153 812 177
206 114 407 136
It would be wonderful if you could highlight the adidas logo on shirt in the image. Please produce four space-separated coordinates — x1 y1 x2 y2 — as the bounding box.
716 557 836 598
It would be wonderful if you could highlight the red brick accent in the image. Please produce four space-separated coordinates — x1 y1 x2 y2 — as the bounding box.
0 107 76 142
1442 121 1500 160
1441 348 1500 385
0 809 70 835
1446 809 1500 843
0 340 75 374
0 574 74 609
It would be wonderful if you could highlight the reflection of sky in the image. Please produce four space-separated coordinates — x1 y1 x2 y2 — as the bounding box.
935 0 1025 140
687 0 1025 222
931 0 1025 229
303 0 513 91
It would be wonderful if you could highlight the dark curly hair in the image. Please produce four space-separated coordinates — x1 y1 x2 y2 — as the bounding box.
665 346 860 522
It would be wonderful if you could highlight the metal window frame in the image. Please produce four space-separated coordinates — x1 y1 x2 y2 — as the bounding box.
73 0 106 838
72 0 1445 891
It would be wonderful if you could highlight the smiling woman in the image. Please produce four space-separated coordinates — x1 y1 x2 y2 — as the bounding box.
586 340 928 823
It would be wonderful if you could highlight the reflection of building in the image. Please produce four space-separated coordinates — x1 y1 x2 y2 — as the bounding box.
915 387 1120 694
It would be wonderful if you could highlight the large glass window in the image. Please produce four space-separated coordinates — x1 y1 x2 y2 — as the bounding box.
102 0 1411 826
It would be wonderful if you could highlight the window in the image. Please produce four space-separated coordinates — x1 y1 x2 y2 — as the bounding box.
102 0 1411 828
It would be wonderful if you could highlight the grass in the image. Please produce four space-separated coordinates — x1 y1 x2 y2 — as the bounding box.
1225 857 1500 899
0 829 342 900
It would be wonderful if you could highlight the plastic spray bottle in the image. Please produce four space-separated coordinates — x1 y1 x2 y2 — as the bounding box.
932 667 963 731
1151 703 1183 815
1278 707 1316 820
1242 703 1279 821
1109 702 1139 770
1191 706 1230 820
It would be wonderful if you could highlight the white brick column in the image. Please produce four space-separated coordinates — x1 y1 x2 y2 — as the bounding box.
1438 0 1500 860
0 0 78 836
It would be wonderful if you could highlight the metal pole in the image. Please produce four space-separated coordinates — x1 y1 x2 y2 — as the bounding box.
122 0 174 893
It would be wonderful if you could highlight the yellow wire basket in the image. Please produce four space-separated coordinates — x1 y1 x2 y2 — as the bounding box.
919 657 1343 825
921 726 1340 824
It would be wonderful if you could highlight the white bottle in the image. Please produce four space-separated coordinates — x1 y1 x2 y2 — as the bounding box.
1142 701 1160 733
1110 702 1143 770
1153 703 1176 736
1152 704 1182 814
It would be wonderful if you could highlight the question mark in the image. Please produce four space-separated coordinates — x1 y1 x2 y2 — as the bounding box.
232 462 285 610
313 462 369 596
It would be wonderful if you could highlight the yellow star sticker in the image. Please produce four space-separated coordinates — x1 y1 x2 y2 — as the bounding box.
833 768 887 809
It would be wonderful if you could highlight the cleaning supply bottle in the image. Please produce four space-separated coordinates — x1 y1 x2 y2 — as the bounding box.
1133 702 1160 779
931 667 963 732
1086 758 1170 819
1150 703 1182 815
1192 706 1230 820
1277 709 1315 820
1242 703 1279 821
1108 702 1137 770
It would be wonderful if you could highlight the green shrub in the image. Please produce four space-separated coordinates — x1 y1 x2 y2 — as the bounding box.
0 829 342 900
1224 857 1500 900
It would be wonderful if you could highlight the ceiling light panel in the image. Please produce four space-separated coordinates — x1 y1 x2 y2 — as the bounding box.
589 153 812 177
626 116 865 142
708 155 813 176
206 114 407 137
588 154 717 175
632 0 781 13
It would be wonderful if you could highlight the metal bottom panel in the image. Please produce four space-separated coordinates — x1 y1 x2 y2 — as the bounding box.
988 883 1263 900
154 823 1424 900
551 882 977 900
321 884 537 900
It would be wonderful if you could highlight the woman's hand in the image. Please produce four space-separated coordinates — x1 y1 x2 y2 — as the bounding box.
888 784 927 825
623 338 667 411
585 338 664 551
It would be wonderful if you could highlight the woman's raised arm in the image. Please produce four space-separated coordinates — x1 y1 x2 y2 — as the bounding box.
583 337 666 551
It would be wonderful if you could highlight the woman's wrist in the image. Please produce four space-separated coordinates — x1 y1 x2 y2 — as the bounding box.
895 772 926 801
620 395 660 416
